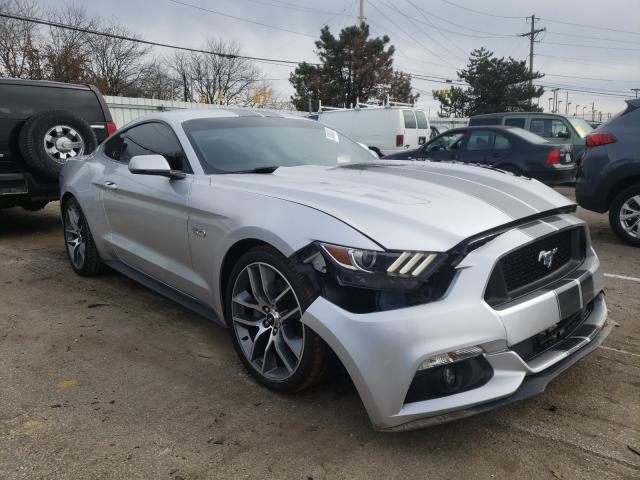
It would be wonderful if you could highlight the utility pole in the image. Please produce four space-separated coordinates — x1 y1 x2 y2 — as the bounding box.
582 106 586 118
519 14 546 109
358 0 365 24
591 102 596 122
548 97 553 112
575 104 580 116
631 88 640 98
551 87 560 113
565 91 569 114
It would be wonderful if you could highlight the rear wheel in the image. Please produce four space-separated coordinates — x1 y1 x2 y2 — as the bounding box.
609 185 640 247
62 198 104 275
225 246 326 392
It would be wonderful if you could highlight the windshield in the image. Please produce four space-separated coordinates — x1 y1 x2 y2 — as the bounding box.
508 127 548 144
183 116 375 174
567 117 594 138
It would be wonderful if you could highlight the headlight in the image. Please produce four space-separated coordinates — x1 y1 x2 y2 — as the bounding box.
319 243 445 280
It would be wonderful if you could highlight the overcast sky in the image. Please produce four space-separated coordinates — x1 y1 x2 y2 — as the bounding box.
40 0 640 117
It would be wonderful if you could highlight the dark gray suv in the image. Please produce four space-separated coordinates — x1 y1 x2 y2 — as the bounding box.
0 78 115 211
576 99 640 246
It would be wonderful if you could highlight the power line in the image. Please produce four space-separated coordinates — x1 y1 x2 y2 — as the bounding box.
439 0 525 19
378 0 466 60
230 0 351 16
367 0 456 66
166 0 316 38
405 0 467 58
536 53 640 70
0 11 317 66
538 17 640 37
546 30 640 46
543 40 640 52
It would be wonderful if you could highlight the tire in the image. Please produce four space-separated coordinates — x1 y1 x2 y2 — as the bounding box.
18 200 49 211
225 245 327 393
19 110 97 179
62 198 104 276
608 185 640 247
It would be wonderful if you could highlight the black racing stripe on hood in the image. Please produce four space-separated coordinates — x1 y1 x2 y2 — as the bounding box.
355 164 538 219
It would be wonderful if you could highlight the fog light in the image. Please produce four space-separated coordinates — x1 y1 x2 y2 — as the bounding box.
417 346 484 371
441 364 462 392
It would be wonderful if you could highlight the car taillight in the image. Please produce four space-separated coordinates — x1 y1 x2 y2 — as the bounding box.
586 132 616 147
396 134 404 147
106 121 117 137
546 149 561 165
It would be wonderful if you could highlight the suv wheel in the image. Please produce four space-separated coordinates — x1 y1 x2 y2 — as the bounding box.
225 246 327 392
609 185 640 247
19 110 97 179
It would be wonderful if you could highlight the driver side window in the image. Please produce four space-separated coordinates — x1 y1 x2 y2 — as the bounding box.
105 122 190 172
426 132 464 152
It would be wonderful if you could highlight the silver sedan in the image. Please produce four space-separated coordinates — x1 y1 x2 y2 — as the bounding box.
60 109 611 431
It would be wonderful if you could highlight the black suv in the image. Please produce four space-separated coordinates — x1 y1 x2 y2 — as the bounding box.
576 99 640 246
0 78 115 211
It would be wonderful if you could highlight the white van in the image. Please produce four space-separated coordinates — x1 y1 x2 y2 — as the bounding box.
315 105 431 157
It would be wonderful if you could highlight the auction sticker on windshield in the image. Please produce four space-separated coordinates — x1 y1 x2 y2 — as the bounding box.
325 127 339 143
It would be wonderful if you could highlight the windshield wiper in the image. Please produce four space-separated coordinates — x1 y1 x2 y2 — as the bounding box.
226 166 280 174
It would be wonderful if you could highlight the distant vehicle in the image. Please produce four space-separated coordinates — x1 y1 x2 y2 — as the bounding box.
469 112 593 160
316 103 430 157
0 78 115 211
383 126 576 186
576 99 640 246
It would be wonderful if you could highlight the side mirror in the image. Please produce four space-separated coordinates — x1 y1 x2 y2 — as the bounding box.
128 154 185 179
557 130 571 139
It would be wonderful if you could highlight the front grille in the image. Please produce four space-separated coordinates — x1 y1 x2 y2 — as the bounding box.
485 227 586 307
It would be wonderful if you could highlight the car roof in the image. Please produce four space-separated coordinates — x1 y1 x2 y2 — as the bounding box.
471 111 571 120
0 77 91 90
444 125 520 133
121 108 310 130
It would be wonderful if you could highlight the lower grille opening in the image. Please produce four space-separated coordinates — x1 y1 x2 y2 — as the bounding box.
511 299 594 363
404 356 493 404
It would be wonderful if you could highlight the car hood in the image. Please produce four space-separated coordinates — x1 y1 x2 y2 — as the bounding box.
216 161 574 251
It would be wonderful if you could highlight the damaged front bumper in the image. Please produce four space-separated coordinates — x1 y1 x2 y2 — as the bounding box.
300 214 610 431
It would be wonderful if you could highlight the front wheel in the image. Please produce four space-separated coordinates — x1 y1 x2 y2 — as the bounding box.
62 198 104 275
225 246 327 392
609 185 640 247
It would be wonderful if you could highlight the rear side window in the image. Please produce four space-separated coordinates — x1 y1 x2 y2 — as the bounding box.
0 84 105 122
116 122 188 171
403 110 417 129
104 134 124 160
466 130 495 151
415 110 429 129
504 117 526 128
530 118 570 139
48 88 105 123
494 133 511 150
0 84 50 119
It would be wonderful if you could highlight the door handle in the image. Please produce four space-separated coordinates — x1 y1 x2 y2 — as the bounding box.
104 181 118 190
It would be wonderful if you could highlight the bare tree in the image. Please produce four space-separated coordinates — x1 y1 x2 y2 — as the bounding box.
134 57 181 100
167 51 193 101
0 0 42 79
88 20 149 95
171 38 262 105
42 3 97 83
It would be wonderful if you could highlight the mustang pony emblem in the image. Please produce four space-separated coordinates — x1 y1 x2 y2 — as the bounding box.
538 247 559 269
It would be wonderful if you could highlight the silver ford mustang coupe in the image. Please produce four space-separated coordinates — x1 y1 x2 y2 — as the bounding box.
60 109 611 431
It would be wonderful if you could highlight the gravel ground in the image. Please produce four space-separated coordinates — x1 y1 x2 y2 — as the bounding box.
0 187 639 480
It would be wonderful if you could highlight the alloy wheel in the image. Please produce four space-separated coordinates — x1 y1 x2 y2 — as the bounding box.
44 125 85 163
64 204 86 269
231 262 305 381
619 195 640 239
